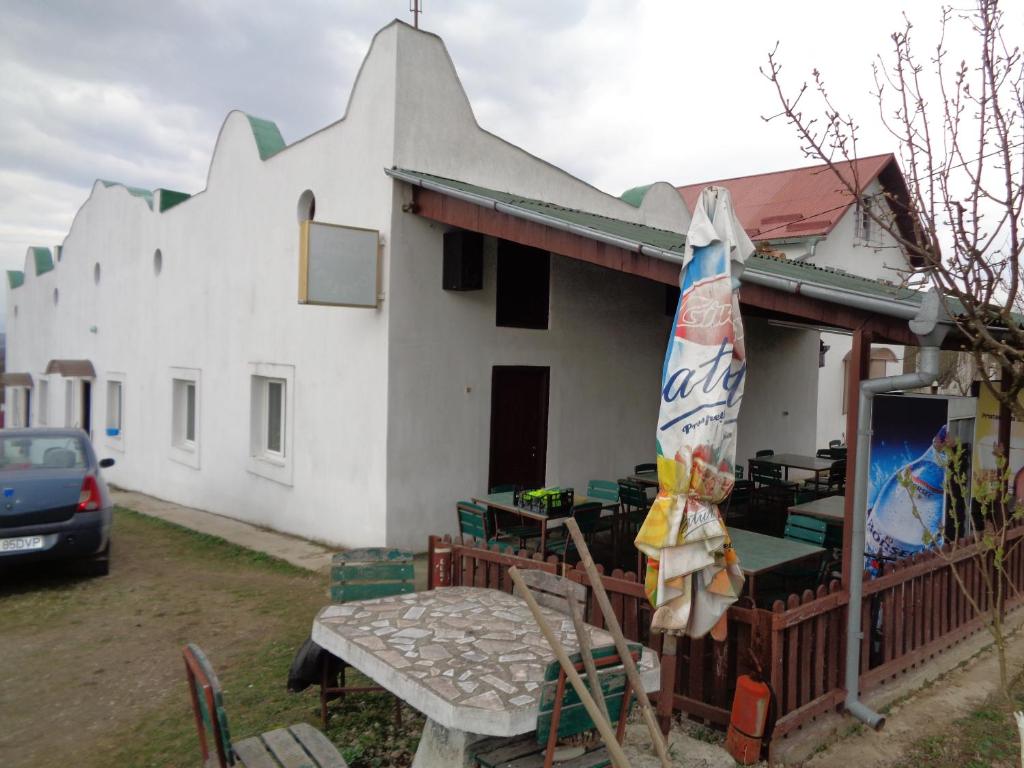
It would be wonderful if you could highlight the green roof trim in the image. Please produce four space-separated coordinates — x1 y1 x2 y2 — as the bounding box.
391 169 688 255
158 188 191 212
98 179 154 209
30 246 54 276
619 184 654 208
245 114 285 160
388 168 947 312
7 270 24 289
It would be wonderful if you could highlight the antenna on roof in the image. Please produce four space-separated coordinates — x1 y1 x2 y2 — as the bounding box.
410 0 422 29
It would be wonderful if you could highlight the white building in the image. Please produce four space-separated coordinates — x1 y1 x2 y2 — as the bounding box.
676 157 920 448
4 21 923 550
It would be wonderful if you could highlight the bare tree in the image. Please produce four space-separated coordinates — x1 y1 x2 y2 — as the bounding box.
763 0 1024 420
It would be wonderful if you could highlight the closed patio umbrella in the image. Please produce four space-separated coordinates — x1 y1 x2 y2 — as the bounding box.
634 186 753 638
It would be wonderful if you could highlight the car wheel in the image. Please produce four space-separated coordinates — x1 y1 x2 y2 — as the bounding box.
80 544 111 577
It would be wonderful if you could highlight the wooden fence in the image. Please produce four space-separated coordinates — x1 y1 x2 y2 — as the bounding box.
427 525 1024 754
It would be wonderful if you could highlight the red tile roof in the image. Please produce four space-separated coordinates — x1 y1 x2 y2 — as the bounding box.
676 154 900 240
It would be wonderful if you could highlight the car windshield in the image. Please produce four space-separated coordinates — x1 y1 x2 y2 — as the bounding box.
0 435 88 470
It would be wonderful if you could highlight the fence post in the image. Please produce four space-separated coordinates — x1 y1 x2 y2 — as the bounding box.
428 535 452 589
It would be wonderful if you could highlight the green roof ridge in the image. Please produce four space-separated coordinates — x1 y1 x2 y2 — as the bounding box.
245 114 286 160
98 179 154 209
158 188 191 212
7 270 24 289
30 246 54 276
619 184 654 208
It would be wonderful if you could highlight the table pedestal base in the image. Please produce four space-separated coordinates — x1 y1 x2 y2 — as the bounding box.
411 718 485 768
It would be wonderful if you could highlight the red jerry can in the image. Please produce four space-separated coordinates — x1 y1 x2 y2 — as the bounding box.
725 674 771 764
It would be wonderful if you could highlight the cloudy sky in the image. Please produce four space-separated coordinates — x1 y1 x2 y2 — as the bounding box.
1 0 1010 319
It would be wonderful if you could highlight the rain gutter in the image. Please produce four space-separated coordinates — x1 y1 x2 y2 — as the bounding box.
843 290 951 729
387 168 925 322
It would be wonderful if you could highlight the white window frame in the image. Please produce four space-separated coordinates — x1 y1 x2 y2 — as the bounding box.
7 387 29 427
857 195 875 243
248 363 294 486
64 379 75 427
170 367 201 469
105 374 125 452
37 377 49 426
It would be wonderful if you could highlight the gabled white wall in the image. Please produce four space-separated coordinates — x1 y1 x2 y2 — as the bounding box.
4 22 408 547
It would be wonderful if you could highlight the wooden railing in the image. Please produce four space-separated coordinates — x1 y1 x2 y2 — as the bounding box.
427 525 1024 754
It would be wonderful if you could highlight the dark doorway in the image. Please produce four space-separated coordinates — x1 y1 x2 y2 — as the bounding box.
489 366 550 490
81 380 92 436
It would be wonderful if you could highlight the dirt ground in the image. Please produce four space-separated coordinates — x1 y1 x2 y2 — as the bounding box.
0 508 342 768
802 625 1024 767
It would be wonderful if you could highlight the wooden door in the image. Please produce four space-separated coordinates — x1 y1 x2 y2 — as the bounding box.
489 366 550 490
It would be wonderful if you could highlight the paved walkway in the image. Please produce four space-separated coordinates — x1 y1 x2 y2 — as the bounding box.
112 489 335 572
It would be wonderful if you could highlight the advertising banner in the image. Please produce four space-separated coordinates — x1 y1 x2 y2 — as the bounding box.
972 384 1024 498
865 395 949 567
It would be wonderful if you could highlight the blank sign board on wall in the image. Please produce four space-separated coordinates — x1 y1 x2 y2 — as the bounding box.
298 221 380 308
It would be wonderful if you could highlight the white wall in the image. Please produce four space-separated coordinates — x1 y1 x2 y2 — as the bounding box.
735 319 820 467
4 24 406 548
385 212 669 548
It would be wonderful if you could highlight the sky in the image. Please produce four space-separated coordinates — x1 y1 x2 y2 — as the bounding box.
0 0 1013 323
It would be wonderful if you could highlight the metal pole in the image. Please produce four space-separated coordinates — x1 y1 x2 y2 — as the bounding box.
508 567 633 768
565 519 672 768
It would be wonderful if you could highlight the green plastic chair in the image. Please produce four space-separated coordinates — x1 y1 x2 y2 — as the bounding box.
472 643 641 768
323 548 414 727
586 479 619 503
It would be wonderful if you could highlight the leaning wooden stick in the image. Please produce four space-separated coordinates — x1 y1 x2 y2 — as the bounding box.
566 589 611 726
508 567 633 768
565 518 672 768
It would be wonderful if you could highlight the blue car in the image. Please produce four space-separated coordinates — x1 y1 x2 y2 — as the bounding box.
0 428 114 576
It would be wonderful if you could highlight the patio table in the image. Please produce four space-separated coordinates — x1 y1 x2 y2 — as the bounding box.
312 586 660 767
471 491 615 554
728 527 826 602
626 470 658 488
788 494 845 525
754 453 835 481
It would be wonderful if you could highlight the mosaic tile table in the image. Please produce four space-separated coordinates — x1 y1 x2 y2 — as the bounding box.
311 585 660 767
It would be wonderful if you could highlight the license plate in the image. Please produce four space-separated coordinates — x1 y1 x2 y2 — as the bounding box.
0 535 45 553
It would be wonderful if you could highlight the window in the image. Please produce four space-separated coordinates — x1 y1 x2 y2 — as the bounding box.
253 378 286 457
248 364 294 485
857 195 873 242
37 379 48 426
169 368 201 469
496 240 550 329
173 379 196 447
106 380 122 437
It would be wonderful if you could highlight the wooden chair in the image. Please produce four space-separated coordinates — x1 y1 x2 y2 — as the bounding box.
512 568 587 617
547 502 603 558
748 459 795 508
754 449 774 458
828 439 843 449
633 462 656 474
183 643 349 768
321 548 413 728
723 465 752 521
472 644 642 768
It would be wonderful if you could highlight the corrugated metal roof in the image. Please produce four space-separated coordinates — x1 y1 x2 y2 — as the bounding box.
674 154 897 240
389 168 930 311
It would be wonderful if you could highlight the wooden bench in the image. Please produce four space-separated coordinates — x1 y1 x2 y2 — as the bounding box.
183 643 348 767
471 643 641 768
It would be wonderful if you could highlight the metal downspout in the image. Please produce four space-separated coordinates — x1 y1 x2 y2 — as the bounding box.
844 292 951 728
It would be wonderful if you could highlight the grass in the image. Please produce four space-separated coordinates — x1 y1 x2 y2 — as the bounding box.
890 688 1024 768
1 507 424 768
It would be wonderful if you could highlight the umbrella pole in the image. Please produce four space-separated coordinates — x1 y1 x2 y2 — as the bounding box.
565 518 672 768
508 567 633 768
